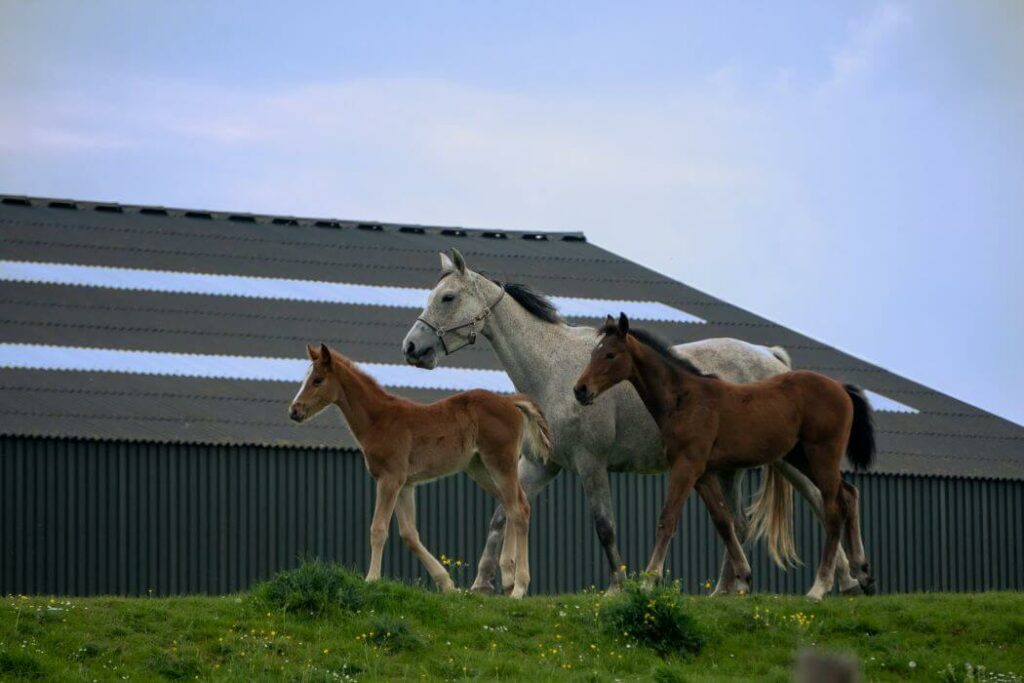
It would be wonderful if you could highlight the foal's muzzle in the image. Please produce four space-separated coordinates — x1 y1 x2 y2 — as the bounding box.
574 384 595 406
288 405 306 422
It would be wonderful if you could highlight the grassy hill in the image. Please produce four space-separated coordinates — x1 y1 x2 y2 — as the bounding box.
2 562 1022 681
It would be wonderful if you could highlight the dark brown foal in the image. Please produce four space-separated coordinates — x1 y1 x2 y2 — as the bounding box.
574 315 875 599
289 343 552 597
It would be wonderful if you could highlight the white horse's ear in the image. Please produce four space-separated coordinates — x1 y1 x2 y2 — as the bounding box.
450 248 467 275
439 251 456 273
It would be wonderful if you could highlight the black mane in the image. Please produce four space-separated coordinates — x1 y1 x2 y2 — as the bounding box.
597 323 716 378
495 280 562 324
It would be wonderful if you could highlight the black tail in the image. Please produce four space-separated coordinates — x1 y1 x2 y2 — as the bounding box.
844 384 876 471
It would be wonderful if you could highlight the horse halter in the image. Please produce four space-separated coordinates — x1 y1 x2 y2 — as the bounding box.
416 286 505 356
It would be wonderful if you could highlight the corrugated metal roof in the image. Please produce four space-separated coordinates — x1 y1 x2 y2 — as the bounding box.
1 194 1022 479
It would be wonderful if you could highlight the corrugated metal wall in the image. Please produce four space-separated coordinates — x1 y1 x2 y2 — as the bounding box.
2 436 1022 596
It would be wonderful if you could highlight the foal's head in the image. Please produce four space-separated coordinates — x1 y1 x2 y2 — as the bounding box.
289 343 341 423
573 313 634 405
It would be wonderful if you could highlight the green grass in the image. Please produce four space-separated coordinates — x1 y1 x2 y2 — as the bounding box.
2 562 1022 681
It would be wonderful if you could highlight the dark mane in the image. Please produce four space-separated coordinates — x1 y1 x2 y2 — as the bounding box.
490 279 562 324
597 323 716 378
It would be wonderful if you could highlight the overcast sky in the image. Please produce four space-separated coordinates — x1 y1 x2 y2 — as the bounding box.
1 1 1021 424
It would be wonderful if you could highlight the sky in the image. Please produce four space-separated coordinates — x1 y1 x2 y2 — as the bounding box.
1 1 1021 424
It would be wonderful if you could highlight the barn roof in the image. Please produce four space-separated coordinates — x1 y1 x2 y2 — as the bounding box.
1 194 1022 480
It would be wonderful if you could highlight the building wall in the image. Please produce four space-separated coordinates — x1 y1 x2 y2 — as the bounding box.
2 436 1022 596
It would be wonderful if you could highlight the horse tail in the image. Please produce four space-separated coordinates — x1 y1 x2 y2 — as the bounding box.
769 345 792 369
844 384 876 471
511 395 553 464
747 465 801 569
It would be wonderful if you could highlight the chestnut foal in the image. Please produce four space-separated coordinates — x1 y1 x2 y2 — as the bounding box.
289 343 551 598
574 315 875 600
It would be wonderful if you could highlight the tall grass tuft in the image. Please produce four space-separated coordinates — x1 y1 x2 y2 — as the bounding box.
253 560 365 616
602 580 705 658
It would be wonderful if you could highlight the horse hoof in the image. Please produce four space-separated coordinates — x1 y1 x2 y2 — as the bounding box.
437 578 457 593
861 578 877 596
840 583 864 597
470 584 495 596
510 587 527 599
502 585 515 596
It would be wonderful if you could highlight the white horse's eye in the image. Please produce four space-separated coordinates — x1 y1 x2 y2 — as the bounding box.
441 293 456 303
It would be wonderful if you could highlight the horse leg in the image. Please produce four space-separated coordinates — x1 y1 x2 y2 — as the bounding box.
366 477 402 582
799 443 846 601
710 469 743 596
695 473 753 595
840 480 876 595
578 455 628 593
645 456 703 581
775 457 860 594
469 457 560 594
394 486 455 592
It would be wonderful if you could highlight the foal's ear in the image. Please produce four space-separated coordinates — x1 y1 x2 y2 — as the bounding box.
617 312 630 335
318 343 333 368
604 314 616 328
306 344 319 361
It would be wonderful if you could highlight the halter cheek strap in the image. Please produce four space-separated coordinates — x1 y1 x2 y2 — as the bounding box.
416 286 506 356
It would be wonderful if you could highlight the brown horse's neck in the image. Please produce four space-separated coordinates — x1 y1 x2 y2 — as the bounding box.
327 352 396 441
625 336 705 429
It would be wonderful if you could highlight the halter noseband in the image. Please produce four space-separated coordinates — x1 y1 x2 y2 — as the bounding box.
416 285 506 356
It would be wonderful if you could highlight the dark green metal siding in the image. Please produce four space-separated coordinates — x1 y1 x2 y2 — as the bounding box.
2 436 1021 596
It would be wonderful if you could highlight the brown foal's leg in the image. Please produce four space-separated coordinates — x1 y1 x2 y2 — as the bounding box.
802 443 846 600
645 455 704 580
395 486 456 592
695 474 753 595
366 478 401 582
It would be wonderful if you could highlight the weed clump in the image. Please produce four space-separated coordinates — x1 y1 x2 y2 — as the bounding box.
362 617 422 654
254 560 364 616
0 650 46 679
602 581 705 658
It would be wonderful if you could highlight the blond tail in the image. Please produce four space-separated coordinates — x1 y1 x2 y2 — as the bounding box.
511 395 553 464
746 465 801 569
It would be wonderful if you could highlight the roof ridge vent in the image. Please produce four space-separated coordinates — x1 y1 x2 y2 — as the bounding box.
358 223 383 232
521 233 548 241
441 229 467 237
48 201 78 210
228 214 257 223
139 208 169 216
184 211 212 220
94 204 123 213
399 226 425 234
481 231 508 239
561 234 586 242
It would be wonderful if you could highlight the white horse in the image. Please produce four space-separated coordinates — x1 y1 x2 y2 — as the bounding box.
402 249 873 595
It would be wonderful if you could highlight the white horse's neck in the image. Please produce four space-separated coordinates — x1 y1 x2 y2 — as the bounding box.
474 275 587 399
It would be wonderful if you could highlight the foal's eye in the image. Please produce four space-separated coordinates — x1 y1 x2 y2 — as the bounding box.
312 378 323 387
441 293 455 303
605 352 615 360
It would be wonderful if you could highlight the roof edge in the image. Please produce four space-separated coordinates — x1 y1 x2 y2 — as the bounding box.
0 193 588 243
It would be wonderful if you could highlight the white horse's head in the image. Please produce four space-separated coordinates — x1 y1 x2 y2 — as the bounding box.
402 249 496 369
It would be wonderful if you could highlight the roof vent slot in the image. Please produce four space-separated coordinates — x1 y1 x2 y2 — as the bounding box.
521 233 548 241
2 197 32 207
185 211 213 220
272 218 299 226
314 220 340 228
441 229 468 237
48 201 77 210
94 204 123 213
481 231 508 239
561 234 586 242
229 215 256 223
358 223 383 232
139 208 169 216
399 226 425 234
